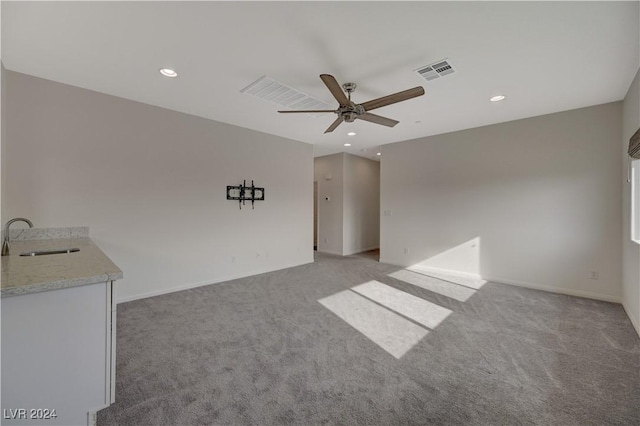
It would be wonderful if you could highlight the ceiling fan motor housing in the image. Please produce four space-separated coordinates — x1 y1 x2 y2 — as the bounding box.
337 104 365 122
344 111 358 122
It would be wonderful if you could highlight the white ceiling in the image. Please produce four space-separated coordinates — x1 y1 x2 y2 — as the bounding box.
2 1 639 159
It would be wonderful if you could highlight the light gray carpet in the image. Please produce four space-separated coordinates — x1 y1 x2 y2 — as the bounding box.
98 252 640 425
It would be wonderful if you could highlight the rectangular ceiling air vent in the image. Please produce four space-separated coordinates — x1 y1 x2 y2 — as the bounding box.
240 76 333 112
415 59 456 82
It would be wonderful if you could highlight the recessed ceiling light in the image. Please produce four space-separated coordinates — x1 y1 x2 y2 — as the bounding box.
344 143 352 147
159 68 178 78
347 132 356 136
490 95 505 102
376 152 381 156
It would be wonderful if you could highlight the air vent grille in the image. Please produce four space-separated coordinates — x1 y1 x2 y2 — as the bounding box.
241 76 333 111
415 59 456 82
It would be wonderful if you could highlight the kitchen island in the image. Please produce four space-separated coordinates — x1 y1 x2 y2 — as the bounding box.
1 227 122 426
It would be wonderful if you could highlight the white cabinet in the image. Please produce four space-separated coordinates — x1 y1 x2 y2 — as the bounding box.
1 281 117 426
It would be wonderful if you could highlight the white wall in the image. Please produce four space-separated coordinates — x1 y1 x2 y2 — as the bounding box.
1 64 6 224
314 153 344 255
381 102 623 302
3 71 313 302
622 68 640 335
343 153 380 255
314 153 380 256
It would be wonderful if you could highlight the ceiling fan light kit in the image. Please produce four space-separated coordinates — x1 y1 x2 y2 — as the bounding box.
278 74 425 134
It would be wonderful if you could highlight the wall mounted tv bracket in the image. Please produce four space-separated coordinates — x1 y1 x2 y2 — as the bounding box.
226 180 265 209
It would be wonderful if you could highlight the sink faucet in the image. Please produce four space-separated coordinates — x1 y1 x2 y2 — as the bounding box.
2 218 34 256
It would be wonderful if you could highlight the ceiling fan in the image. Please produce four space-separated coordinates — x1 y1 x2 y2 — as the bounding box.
278 74 425 134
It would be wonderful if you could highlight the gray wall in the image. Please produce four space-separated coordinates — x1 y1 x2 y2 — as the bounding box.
3 71 314 302
314 153 380 256
381 102 623 302
622 67 640 334
343 153 380 255
314 153 344 255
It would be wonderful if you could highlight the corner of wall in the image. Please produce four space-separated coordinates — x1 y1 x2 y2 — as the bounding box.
1 62 6 225
623 302 640 336
622 66 640 337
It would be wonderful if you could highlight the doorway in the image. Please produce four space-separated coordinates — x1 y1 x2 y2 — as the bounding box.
313 181 318 251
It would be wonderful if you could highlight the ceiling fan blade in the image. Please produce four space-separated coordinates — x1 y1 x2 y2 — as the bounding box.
320 74 351 106
360 86 425 112
324 116 344 133
278 110 336 113
356 112 399 128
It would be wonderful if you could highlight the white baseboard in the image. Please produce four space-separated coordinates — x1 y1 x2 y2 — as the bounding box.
87 411 97 426
379 258 621 303
117 258 314 303
318 246 379 257
344 245 380 256
120 257 633 331
379 257 403 267
317 248 343 256
622 302 640 337
407 263 483 280
484 275 622 303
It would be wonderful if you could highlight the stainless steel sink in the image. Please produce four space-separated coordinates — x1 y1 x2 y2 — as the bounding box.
20 248 80 256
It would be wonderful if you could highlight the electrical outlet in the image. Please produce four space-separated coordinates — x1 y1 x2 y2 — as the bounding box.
590 271 599 280
324 238 328 243
231 256 236 263
403 248 409 255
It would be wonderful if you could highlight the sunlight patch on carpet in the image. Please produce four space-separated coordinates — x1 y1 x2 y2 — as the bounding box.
351 281 452 329
319 289 428 359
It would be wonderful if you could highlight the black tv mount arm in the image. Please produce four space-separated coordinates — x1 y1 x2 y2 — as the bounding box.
226 180 265 210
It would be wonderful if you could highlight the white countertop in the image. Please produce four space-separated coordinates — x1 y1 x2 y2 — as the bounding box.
1 235 123 297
